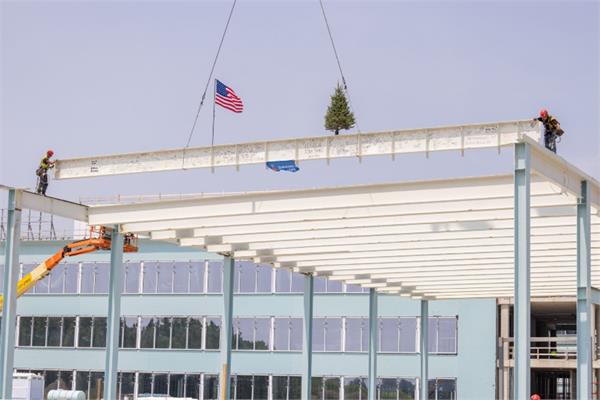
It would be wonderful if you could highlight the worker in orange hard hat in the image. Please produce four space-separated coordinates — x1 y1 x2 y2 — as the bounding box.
531 394 541 400
36 150 55 196
534 109 564 153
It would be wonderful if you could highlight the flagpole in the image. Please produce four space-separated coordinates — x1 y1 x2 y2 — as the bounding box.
211 79 217 146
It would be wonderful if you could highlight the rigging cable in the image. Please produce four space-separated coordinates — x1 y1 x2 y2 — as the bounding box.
318 0 360 133
183 0 238 154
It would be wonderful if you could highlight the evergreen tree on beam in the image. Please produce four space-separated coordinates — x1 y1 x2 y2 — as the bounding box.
324 84 355 135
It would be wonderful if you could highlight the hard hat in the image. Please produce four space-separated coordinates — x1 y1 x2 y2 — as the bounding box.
531 394 541 400
540 109 548 118
47 150 54 157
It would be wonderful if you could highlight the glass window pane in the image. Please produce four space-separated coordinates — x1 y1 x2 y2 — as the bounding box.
276 269 291 293
49 264 65 293
143 262 158 293
186 374 201 400
59 370 74 390
436 379 456 400
124 263 140 294
169 374 186 398
34 267 49 294
379 378 398 400
290 318 303 351
18 317 32 346
235 376 253 400
171 317 187 349
344 377 366 400
272 376 289 400
314 277 327 293
311 377 323 400
256 264 272 293
238 262 256 293
121 317 138 348
157 263 173 293
428 318 437 353
44 370 59 397
140 317 156 348
291 272 304 292
47 317 61 346
289 376 301 400
399 378 416 399
207 262 222 293
94 263 109 294
62 317 76 347
75 371 90 395
312 318 326 352
89 372 104 400
325 319 342 352
399 318 417 353
189 262 204 293
173 262 190 293
254 375 269 399
64 263 78 294
205 317 221 350
326 280 342 293
92 317 107 347
324 377 340 400
155 317 171 348
438 318 457 353
255 318 270 350
118 372 136 400
345 284 363 293
345 318 363 352
78 317 92 347
428 379 436 400
380 318 399 352
236 318 254 350
203 375 218 400
188 317 203 349
32 317 46 346
153 374 168 396
138 373 152 397
274 318 290 351
80 264 94 294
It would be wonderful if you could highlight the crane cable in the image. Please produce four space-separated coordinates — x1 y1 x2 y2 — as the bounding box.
318 0 360 133
182 0 238 168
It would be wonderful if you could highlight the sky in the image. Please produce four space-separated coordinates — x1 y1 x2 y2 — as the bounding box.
0 0 599 207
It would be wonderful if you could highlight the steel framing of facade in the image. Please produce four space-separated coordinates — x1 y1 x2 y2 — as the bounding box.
2 123 600 399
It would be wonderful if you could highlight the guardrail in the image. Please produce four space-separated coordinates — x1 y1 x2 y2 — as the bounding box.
502 337 595 361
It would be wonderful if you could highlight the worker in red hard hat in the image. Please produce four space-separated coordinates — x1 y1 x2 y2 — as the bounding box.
531 394 541 400
534 108 564 153
36 150 56 196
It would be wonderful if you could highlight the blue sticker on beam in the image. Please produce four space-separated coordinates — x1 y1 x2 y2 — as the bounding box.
266 160 299 172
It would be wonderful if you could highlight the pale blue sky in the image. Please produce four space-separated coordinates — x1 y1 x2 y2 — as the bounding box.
1 0 598 204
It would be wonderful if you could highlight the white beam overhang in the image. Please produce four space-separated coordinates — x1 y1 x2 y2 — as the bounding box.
0 186 88 221
55 120 541 179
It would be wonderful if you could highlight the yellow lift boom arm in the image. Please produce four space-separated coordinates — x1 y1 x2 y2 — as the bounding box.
0 227 137 311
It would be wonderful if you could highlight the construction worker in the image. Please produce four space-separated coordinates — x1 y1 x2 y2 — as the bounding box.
36 150 55 196
535 109 564 153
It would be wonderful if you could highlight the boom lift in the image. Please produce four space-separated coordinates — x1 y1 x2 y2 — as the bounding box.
0 226 137 311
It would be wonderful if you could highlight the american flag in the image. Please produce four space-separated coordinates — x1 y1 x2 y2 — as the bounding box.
215 79 243 113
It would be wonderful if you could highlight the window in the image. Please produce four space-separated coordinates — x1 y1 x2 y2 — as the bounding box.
190 262 205 293
32 317 47 346
256 264 272 293
171 317 187 349
204 374 219 400
124 262 140 294
188 317 203 349
155 317 172 348
205 317 221 349
47 317 61 346
143 262 158 293
428 317 457 354
207 262 222 293
344 377 368 400
78 317 106 348
274 317 303 351
345 284 363 293
377 378 416 400
379 317 417 353
428 378 456 400
157 263 173 293
120 317 138 348
80 264 94 293
18 317 32 346
80 263 108 294
311 377 340 400
118 372 136 400
185 374 202 399
173 262 190 293
62 317 76 347
49 264 65 293
232 375 269 400
140 317 156 348
345 318 368 352
76 371 104 400
313 318 342 352
64 263 78 293
233 317 270 351
276 269 292 293
273 376 302 400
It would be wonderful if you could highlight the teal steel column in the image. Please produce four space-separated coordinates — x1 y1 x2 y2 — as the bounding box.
577 180 592 399
419 300 428 400
514 142 531 399
103 225 124 400
0 189 21 398
368 288 378 400
301 274 314 400
220 257 234 400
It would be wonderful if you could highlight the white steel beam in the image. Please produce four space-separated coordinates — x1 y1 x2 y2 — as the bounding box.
55 120 541 179
3 189 88 221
